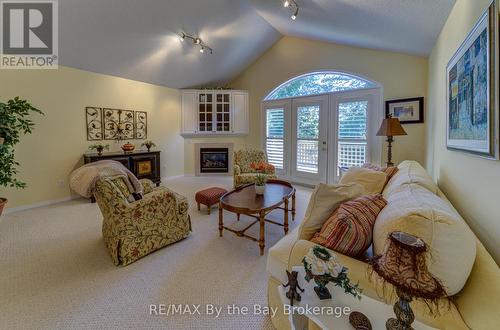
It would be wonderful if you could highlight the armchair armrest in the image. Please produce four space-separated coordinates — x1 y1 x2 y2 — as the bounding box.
139 178 155 194
234 164 241 176
129 186 189 218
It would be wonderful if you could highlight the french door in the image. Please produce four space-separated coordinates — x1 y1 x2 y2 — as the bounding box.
262 88 381 185
291 95 328 184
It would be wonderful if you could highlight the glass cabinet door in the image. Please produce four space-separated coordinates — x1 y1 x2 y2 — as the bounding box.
198 93 213 132
215 92 231 132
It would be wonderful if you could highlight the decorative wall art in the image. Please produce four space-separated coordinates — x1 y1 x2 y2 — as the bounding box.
135 111 147 139
85 107 103 140
103 108 134 140
386 97 424 124
85 107 148 141
446 1 499 158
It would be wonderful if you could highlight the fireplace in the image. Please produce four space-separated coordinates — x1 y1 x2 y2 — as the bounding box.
200 148 229 173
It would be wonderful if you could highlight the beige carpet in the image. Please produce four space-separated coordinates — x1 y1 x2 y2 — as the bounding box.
0 176 311 329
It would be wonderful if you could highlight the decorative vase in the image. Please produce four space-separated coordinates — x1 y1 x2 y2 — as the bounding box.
255 184 265 195
0 198 7 216
96 147 104 156
121 142 135 153
313 276 332 300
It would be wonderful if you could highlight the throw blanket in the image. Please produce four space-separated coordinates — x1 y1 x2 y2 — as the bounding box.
70 160 143 198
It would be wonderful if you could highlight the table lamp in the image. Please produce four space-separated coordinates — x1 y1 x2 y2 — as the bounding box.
376 115 407 167
370 232 446 330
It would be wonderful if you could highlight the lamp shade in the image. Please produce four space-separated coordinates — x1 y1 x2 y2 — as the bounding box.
370 232 446 300
376 117 407 137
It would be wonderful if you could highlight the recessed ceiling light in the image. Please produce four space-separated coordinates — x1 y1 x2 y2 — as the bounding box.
283 0 290 8
200 47 204 53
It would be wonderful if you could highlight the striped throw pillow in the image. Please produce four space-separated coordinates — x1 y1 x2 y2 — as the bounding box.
311 194 387 257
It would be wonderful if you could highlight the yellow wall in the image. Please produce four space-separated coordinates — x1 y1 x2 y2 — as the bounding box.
231 36 429 166
0 66 184 210
427 0 500 263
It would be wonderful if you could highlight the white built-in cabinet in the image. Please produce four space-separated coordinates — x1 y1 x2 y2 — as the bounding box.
181 89 249 136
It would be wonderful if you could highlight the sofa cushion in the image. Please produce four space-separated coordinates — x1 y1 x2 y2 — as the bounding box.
340 167 387 194
373 184 476 295
311 194 387 256
383 160 438 197
298 183 364 240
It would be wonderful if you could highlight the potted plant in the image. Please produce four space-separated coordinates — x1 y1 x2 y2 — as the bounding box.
254 173 266 195
141 140 156 152
0 97 44 216
88 143 110 156
303 245 362 300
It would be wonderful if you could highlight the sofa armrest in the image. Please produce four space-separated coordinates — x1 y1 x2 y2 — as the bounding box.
287 240 467 329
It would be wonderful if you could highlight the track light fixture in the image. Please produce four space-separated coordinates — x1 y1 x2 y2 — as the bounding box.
179 32 213 54
282 0 299 20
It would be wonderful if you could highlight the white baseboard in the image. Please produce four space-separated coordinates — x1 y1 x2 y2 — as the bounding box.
3 196 76 215
161 175 186 182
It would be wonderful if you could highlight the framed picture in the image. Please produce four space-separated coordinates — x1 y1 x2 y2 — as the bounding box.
446 1 499 159
386 97 424 124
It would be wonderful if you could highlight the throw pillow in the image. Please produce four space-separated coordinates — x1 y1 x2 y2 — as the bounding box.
298 183 364 240
311 194 387 257
339 167 387 194
362 163 399 186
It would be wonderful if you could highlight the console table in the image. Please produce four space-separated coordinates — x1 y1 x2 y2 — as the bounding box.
83 150 161 185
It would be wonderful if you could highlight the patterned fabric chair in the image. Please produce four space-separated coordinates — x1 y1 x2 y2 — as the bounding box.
233 148 277 187
94 175 191 266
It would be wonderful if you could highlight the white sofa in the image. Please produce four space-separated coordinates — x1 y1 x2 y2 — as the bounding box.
266 161 500 330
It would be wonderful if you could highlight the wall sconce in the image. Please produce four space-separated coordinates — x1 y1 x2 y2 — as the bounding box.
283 0 299 20
180 32 213 54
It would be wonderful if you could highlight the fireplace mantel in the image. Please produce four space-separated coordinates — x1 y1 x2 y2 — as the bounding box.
194 143 233 176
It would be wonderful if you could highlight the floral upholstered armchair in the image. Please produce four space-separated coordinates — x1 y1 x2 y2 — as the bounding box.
94 176 191 266
233 148 277 187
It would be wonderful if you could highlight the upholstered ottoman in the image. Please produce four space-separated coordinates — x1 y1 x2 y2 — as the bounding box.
195 187 228 215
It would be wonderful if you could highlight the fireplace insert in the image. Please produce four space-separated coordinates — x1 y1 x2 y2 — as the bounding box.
200 148 229 173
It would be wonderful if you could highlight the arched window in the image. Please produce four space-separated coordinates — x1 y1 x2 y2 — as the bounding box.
264 72 376 100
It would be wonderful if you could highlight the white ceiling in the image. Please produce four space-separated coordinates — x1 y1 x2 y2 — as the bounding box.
60 0 281 89
250 0 456 56
59 0 455 89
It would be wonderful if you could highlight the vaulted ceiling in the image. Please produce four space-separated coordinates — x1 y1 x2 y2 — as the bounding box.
59 0 455 89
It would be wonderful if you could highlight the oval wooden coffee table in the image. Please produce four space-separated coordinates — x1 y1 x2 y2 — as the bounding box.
218 179 296 256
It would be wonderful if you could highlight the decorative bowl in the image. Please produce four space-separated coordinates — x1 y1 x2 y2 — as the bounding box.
121 142 135 153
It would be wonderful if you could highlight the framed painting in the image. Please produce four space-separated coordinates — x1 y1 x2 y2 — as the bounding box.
446 1 499 159
386 97 424 124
